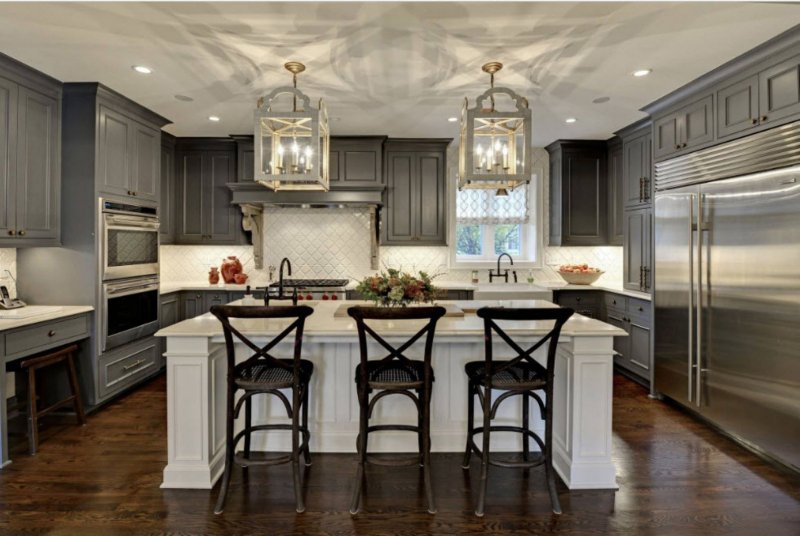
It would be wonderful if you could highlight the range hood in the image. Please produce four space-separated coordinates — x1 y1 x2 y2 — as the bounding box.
229 182 383 271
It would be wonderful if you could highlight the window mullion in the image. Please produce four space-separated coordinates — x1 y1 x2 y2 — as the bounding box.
483 224 494 259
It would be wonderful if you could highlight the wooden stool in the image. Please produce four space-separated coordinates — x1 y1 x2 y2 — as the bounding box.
20 344 86 455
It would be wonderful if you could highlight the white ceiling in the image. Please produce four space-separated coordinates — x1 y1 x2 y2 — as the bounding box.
0 2 798 145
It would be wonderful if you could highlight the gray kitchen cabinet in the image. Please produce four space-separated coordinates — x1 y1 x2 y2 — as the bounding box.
0 54 61 247
552 290 601 319
716 75 760 139
652 95 713 161
329 136 385 190
181 291 203 320
175 139 243 245
159 292 180 328
607 295 651 384
758 54 800 125
622 132 652 208
623 207 652 292
203 290 229 312
232 135 254 182
97 102 161 201
382 140 448 246
607 137 624 246
159 133 176 244
97 336 161 401
546 140 608 246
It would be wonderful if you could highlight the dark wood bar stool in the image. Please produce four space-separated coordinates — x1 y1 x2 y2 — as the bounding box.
20 344 86 455
210 305 314 515
347 305 446 515
462 307 574 517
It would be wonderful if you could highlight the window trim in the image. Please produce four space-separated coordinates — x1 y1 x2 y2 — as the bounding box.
449 169 544 270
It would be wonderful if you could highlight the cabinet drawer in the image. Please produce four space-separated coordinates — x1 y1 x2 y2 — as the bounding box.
98 339 160 399
556 291 601 307
5 314 90 358
628 298 651 322
603 293 628 313
203 291 230 312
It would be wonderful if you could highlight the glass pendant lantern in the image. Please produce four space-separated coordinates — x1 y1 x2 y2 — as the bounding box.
458 62 531 192
254 61 330 191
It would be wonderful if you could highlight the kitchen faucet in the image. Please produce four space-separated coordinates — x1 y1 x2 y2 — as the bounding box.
488 253 517 283
265 257 298 305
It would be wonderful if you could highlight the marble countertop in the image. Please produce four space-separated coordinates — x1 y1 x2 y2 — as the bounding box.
0 305 94 332
156 299 626 340
537 282 652 301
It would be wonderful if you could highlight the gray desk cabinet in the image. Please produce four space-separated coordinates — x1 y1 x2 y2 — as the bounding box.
382 140 448 246
175 140 242 245
0 54 61 247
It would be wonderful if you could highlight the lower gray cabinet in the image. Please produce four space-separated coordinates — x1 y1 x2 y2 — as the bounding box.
606 296 651 383
203 291 229 312
552 290 601 319
181 292 204 319
160 292 179 327
97 336 161 401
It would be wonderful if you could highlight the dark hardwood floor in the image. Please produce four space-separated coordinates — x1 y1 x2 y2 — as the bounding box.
0 373 798 535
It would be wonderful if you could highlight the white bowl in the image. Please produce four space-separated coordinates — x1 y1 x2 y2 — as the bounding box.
558 270 603 285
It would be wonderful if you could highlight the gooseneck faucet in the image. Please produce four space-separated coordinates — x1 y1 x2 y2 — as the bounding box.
278 257 292 298
489 253 517 283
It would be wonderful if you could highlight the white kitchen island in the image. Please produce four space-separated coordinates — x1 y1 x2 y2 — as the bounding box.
156 299 625 491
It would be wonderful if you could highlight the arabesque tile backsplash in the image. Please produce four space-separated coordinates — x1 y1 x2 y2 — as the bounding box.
160 148 623 286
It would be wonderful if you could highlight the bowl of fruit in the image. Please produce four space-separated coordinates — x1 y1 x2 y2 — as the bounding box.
557 264 604 285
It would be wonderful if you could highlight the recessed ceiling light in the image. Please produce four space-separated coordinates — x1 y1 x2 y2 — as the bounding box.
174 94 194 102
208 115 221 122
565 117 577 124
593 96 610 104
132 65 152 74
633 69 652 77
448 117 458 122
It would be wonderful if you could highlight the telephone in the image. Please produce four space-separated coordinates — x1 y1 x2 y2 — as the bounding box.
0 285 26 309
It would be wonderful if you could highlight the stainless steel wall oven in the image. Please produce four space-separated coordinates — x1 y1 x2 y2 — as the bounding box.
101 275 160 352
101 199 159 281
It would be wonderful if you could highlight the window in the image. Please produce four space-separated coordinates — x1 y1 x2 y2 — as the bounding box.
454 183 538 264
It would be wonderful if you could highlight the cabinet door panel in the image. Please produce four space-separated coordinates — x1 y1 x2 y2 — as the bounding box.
206 151 238 243
132 122 159 201
682 95 714 150
717 75 759 138
181 292 202 319
653 113 680 160
606 311 629 363
159 294 179 328
608 144 624 245
97 105 132 196
416 152 445 244
15 86 58 239
175 151 205 243
0 77 17 237
628 321 651 374
328 150 340 182
623 208 646 291
759 54 800 124
565 153 606 243
384 152 415 242
237 140 254 182
623 134 648 207
159 142 174 243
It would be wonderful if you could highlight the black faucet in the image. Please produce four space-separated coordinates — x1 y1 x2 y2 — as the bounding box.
278 257 292 297
489 253 517 283
265 257 298 305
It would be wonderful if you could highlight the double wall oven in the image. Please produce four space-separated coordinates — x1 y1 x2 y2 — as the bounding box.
100 199 160 352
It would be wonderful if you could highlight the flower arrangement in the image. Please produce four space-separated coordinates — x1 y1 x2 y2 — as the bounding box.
355 268 438 307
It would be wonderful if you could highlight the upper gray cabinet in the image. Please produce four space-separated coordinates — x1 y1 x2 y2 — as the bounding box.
159 133 176 244
232 135 254 182
622 131 652 208
329 137 385 190
716 75 759 139
623 206 652 292
759 54 800 125
0 54 61 247
97 103 160 202
653 95 713 161
175 139 243 245
607 138 624 246
547 140 608 246
382 139 448 246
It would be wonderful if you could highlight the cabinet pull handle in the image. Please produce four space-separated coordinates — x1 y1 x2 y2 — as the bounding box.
681 143 688 148
7 230 15 236
123 359 146 372
18 230 25 236
761 115 768 122
639 265 644 290
639 177 643 202
48 330 56 337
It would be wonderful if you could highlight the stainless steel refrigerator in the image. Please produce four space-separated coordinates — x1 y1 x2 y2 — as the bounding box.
654 121 800 472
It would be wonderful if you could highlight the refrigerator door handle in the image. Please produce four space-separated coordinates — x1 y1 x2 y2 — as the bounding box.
695 193 705 408
688 195 695 403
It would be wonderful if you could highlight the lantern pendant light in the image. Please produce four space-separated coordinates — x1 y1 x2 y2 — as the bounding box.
254 61 330 191
458 62 532 192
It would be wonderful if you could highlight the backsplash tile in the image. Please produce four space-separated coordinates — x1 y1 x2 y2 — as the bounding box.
0 248 17 296
161 147 623 287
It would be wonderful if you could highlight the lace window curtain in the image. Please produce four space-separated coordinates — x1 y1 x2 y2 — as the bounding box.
456 184 529 225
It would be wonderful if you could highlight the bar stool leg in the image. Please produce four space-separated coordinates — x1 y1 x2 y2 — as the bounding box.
27 366 39 456
291 388 305 513
461 381 474 469
214 384 236 515
522 392 530 462
544 397 562 515
422 384 436 514
242 396 252 474
65 354 86 425
302 387 312 467
416 388 424 467
475 386 492 517
349 386 368 515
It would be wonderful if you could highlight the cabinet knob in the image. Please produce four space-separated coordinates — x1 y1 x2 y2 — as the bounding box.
761 115 768 122
681 143 687 148
575 297 581 302
7 230 15 236
751 118 759 125
18 230 25 236
638 306 644 312
48 330 56 337
675 144 681 150
612 299 617 305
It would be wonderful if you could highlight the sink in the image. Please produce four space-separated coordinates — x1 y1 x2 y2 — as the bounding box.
473 283 553 301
